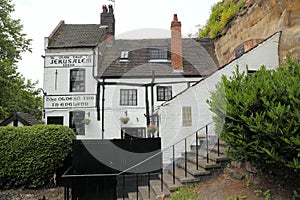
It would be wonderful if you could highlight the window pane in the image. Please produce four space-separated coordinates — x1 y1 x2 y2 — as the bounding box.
157 86 172 101
69 111 85 135
182 106 192 127
120 89 137 106
150 47 167 60
70 69 85 92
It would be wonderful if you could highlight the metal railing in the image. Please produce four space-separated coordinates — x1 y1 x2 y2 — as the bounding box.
62 121 221 199
116 121 219 199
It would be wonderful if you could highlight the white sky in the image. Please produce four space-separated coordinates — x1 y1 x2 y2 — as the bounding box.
12 0 220 88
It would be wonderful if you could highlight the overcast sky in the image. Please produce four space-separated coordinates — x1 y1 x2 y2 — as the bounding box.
13 0 220 88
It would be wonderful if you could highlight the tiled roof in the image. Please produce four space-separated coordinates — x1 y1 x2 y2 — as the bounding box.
48 22 106 48
0 112 40 126
98 38 219 78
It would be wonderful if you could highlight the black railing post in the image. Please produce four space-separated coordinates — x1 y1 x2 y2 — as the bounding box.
157 114 160 137
196 131 199 170
161 167 164 192
218 136 220 157
185 138 187 177
123 175 125 200
64 186 66 200
148 172 151 199
136 173 139 200
206 125 209 163
172 145 175 185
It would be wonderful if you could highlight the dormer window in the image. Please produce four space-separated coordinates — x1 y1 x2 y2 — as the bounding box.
149 47 168 62
120 51 129 62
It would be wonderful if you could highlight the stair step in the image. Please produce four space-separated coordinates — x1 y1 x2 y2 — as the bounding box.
187 156 221 169
159 173 183 192
150 179 171 198
210 145 228 154
177 161 210 176
169 166 199 184
204 152 230 163
128 192 138 200
139 186 156 200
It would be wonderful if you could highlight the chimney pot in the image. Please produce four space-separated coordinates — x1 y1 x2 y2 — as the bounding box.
173 14 178 22
109 4 114 13
102 5 108 13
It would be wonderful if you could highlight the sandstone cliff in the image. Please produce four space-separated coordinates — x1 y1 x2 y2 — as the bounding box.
214 0 300 67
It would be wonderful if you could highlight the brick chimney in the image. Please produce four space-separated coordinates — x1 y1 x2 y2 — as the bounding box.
101 4 115 45
171 14 183 72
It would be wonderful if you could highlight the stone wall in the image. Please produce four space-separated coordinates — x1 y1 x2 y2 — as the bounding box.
214 0 300 67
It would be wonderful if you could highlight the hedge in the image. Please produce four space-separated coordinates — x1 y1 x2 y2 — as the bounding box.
0 124 75 189
207 57 300 179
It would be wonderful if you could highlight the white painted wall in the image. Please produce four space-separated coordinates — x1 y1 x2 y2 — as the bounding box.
101 77 202 139
158 32 280 164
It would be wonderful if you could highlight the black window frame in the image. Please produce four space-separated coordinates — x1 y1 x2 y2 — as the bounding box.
120 89 137 106
70 68 85 92
69 111 85 135
157 86 172 101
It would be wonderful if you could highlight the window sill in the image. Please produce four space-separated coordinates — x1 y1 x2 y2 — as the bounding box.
148 59 171 63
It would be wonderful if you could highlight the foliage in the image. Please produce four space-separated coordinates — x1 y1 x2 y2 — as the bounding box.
168 185 198 200
198 0 245 39
120 117 130 124
0 125 76 189
207 57 300 179
0 0 41 121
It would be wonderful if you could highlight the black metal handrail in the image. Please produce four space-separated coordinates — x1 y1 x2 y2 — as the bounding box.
62 121 219 200
115 121 217 199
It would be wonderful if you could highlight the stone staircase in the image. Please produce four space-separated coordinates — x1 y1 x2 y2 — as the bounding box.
120 138 230 200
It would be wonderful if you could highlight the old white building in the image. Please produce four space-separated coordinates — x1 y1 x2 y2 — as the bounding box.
43 5 219 141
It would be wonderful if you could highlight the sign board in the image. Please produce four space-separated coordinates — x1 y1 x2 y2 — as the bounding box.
44 95 96 109
45 55 92 68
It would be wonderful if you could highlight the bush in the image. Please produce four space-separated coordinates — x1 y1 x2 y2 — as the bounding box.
207 57 300 179
199 0 244 39
0 124 76 189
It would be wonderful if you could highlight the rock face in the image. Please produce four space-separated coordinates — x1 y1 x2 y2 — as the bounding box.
214 0 300 67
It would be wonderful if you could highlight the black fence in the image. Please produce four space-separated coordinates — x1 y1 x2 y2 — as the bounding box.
62 138 162 200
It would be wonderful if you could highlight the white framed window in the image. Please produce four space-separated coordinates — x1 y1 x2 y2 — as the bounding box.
182 106 192 127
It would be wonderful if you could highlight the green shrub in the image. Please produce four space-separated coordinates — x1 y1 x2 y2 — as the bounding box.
207 57 300 179
199 0 244 39
0 125 76 189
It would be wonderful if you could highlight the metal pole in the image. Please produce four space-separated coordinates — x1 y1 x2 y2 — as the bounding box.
218 137 220 157
148 173 150 199
123 175 125 200
206 125 209 163
102 79 105 139
136 173 139 200
196 131 199 170
185 138 187 177
172 145 175 185
145 86 150 126
160 167 164 192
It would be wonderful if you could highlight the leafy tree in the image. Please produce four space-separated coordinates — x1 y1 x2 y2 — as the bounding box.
207 57 300 179
0 0 41 121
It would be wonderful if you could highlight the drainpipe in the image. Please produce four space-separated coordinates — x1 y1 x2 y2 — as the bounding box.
145 86 150 125
102 78 105 139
